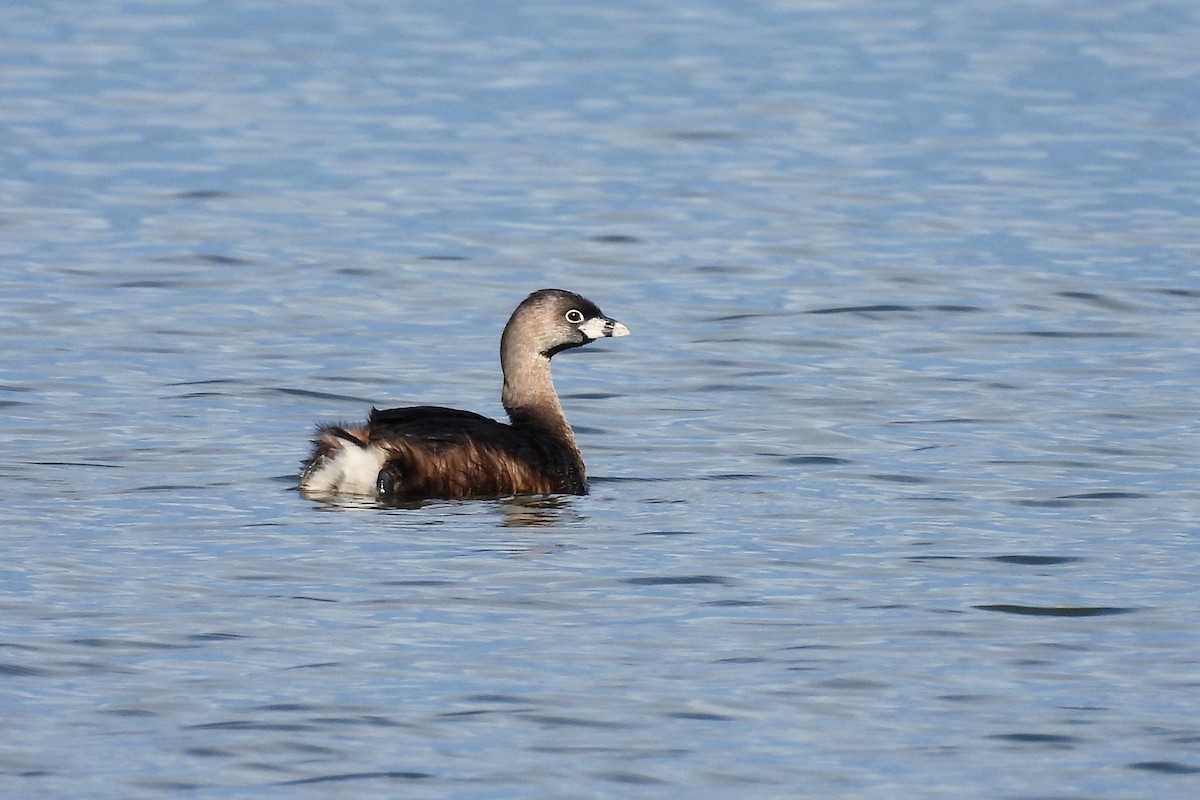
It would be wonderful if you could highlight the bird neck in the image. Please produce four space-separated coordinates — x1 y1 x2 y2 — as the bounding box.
502 350 563 421
499 319 587 486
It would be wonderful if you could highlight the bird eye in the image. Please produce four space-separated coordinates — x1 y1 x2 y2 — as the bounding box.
565 309 585 324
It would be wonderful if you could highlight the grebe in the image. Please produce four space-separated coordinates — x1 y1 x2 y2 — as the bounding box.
299 288 629 500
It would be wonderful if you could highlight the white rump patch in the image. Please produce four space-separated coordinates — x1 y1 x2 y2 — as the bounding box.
300 441 388 495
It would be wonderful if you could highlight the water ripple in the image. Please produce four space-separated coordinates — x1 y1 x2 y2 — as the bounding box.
974 605 1138 618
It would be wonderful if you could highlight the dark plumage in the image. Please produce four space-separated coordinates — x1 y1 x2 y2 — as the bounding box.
299 289 629 500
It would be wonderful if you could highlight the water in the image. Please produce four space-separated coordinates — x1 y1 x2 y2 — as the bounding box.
2 0 1199 797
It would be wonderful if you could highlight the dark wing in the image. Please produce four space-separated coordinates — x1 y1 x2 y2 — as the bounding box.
365 405 584 498
367 405 512 445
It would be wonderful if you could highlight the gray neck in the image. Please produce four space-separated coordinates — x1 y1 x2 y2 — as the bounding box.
501 346 583 478
501 349 568 429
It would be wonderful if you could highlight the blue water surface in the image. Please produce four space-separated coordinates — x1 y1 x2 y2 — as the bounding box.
1 1 1199 798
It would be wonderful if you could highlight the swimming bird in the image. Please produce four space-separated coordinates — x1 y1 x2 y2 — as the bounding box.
299 288 629 500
